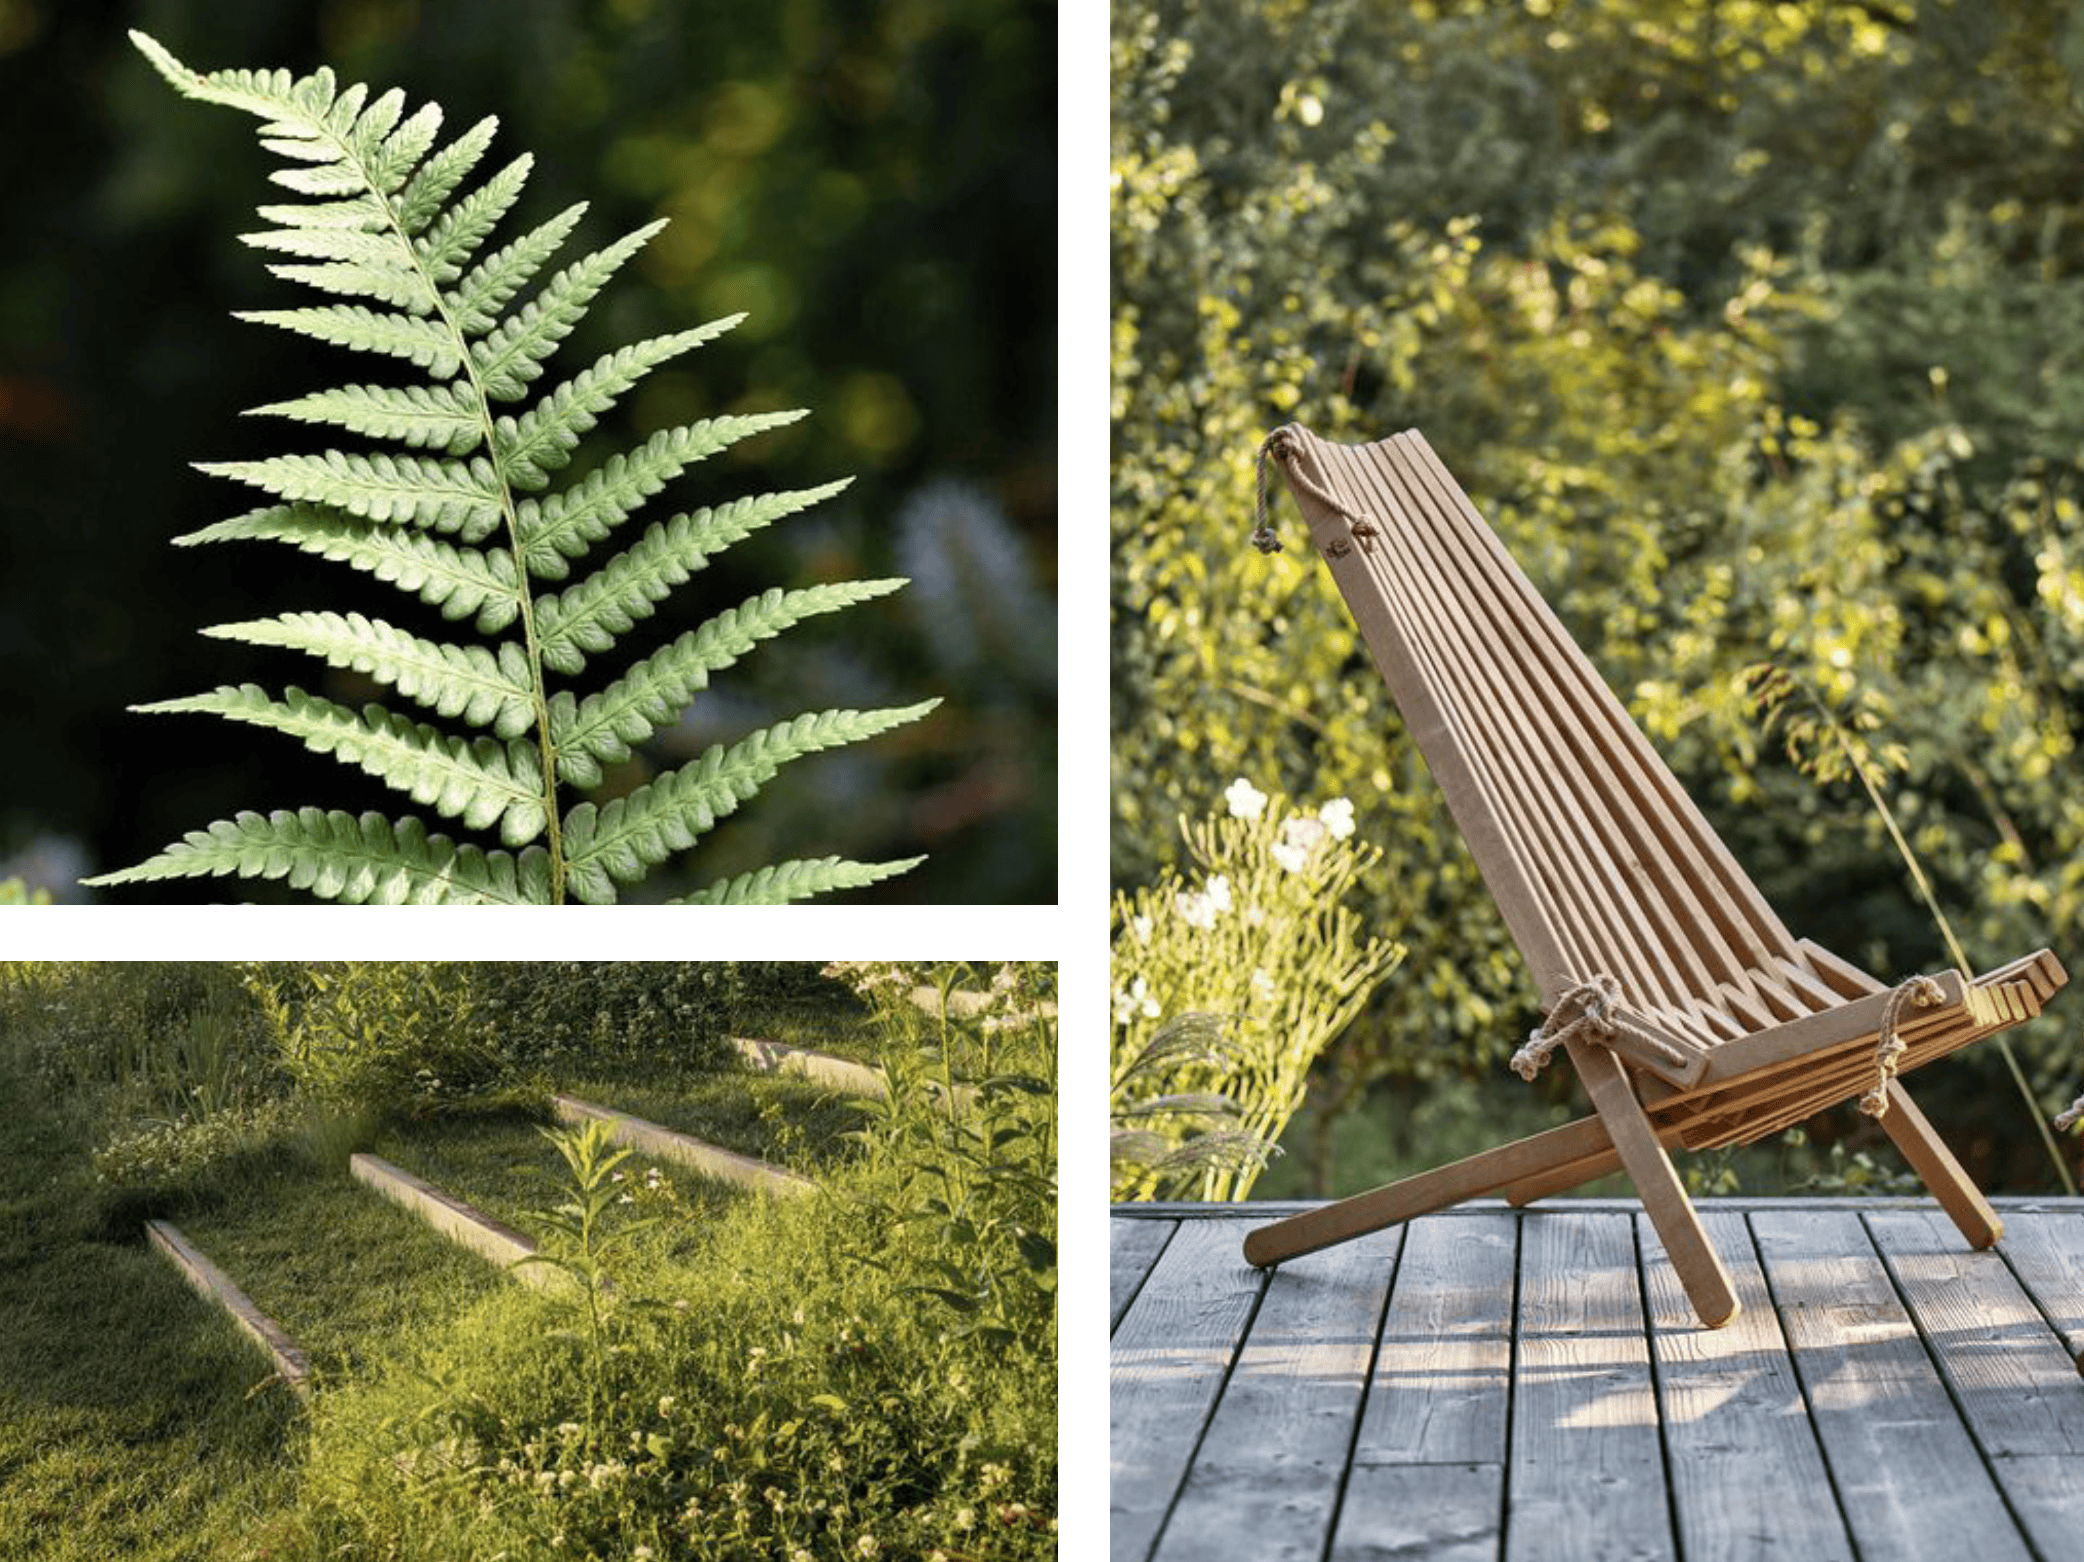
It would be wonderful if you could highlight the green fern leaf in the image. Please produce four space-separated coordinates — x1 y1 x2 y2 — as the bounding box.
446 202 588 338
493 321 741 490
549 581 909 785
249 382 484 454
103 34 938 903
138 684 548 846
515 412 806 579
676 856 929 906
471 220 666 401
202 612 537 738
83 808 546 905
558 702 938 904
196 451 503 537
234 302 462 374
177 506 523 632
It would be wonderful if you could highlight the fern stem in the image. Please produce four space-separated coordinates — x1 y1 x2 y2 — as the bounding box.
315 108 568 901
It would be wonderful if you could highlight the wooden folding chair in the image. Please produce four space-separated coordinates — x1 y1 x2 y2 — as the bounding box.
1243 423 2067 1327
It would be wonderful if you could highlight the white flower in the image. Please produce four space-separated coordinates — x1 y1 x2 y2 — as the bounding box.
1251 968 1277 998
1271 840 1309 873
1206 874 1232 912
1319 796 1357 840
1224 777 1268 820
1113 977 1161 1025
1175 889 1217 929
1131 912 1153 943
1273 815 1326 872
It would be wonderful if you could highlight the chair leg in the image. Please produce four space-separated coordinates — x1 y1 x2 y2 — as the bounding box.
1499 1118 1689 1208
1567 1036 1741 1328
1241 1113 1615 1269
1877 1078 2004 1248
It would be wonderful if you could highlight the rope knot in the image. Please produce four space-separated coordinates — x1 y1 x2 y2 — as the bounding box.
1511 974 1621 1082
1251 427 1297 554
1857 973 1945 1118
2055 1094 2084 1133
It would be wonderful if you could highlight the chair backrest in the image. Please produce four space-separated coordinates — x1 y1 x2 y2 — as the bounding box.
1269 425 1825 1071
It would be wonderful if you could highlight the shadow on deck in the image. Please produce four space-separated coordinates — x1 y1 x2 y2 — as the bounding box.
1111 1198 2084 1562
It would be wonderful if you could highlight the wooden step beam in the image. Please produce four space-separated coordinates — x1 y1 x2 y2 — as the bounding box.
348 1152 562 1289
552 1094 815 1198
730 1035 887 1096
145 1219 310 1396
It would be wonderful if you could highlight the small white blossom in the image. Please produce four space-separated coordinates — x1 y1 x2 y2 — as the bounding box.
1175 889 1218 929
1271 840 1309 873
1319 796 1357 840
1206 874 1232 912
1131 912 1153 943
1251 968 1277 998
1224 777 1268 820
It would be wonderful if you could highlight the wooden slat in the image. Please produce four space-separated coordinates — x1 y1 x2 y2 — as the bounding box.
1110 1220 1268 1562
1636 1209 1854 1562
2000 1209 2084 1363
1868 1208 2084 1557
1750 1209 2035 1562
1242 1115 1617 1268
1507 1212 1671 1562
1112 1217 1176 1334
1330 1212 1513 1562
1152 1229 1402 1562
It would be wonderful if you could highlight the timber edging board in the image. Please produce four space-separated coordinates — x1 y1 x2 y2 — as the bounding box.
145 1218 310 1395
552 1094 816 1197
730 1036 887 1096
347 1152 561 1288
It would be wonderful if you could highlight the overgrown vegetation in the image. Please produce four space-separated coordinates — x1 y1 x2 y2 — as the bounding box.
0 960 1056 1560
1112 0 2084 1196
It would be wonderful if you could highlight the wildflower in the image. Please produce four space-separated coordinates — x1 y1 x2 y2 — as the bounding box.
1205 874 1232 912
1224 777 1268 820
1251 968 1277 999
1131 912 1153 943
1319 796 1357 840
658 1396 677 1418
1270 839 1309 873
1174 889 1218 929
1113 976 1161 1025
855 1537 881 1558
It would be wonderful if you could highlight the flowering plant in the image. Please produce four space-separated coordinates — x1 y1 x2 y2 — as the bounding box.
1110 780 1403 1200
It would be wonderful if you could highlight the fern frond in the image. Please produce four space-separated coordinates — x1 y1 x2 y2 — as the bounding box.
249 382 484 454
557 702 939 904
446 202 587 338
196 451 502 537
515 412 807 579
549 581 909 785
531 481 852 672
138 685 548 846
233 303 461 374
394 116 498 235
177 507 523 631
470 220 666 401
676 856 929 906
202 612 537 738
108 34 938 903
493 321 741 490
83 807 545 905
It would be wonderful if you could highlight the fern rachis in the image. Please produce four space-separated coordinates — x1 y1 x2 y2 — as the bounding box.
88 34 938 905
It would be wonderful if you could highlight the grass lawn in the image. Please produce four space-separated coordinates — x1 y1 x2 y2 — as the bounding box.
0 1075 299 1561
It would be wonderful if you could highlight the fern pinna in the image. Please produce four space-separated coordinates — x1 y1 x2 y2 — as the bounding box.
88 34 938 905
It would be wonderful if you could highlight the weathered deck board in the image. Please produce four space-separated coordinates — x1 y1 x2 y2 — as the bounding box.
1113 1200 2084 1562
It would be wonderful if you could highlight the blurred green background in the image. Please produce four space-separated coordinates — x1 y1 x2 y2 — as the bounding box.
1 0 1056 902
1113 0 2084 1195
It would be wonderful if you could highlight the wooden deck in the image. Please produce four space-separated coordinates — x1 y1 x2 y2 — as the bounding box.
1112 1198 2084 1562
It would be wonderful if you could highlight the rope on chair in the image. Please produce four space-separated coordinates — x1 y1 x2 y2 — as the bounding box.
2055 1094 2084 1132
1252 424 1355 554
1857 973 1945 1118
1510 974 1622 1082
